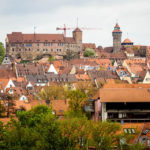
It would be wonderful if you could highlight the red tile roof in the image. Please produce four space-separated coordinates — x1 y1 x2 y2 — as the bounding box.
7 32 65 43
112 29 122 33
115 23 120 28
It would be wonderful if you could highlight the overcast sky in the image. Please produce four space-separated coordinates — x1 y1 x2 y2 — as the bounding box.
0 0 150 47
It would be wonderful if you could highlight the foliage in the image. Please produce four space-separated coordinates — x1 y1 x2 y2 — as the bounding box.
48 54 55 62
37 85 66 101
0 105 65 150
0 42 5 64
99 66 104 70
76 81 98 99
0 101 5 117
1 94 16 117
92 121 121 150
59 116 91 150
0 104 145 150
67 89 88 116
84 48 95 57
20 60 30 64
63 49 79 60
133 46 139 51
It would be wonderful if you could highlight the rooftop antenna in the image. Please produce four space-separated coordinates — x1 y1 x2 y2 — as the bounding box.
34 26 36 41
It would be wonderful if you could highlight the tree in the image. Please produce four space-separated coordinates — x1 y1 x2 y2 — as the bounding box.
91 121 121 150
0 101 5 117
64 49 79 60
84 48 95 57
0 105 65 150
0 42 5 64
59 117 92 150
67 89 88 117
0 94 16 118
76 81 98 99
48 54 55 62
37 85 66 101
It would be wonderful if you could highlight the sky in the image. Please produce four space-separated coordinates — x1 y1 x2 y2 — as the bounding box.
0 0 150 47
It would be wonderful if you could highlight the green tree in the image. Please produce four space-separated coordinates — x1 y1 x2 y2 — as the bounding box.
48 54 55 62
0 42 5 64
0 105 65 150
84 48 95 57
67 89 88 117
59 117 92 150
37 85 66 101
92 121 121 150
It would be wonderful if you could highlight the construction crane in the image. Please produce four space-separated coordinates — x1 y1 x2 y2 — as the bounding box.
56 24 74 37
56 24 102 37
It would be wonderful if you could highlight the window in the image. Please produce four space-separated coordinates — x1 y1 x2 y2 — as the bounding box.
124 128 128 134
143 129 150 135
124 128 135 134
11 43 16 47
146 78 150 81
26 43 32 47
37 49 39 51
43 43 47 46
12 48 14 51
118 113 126 118
37 43 40 46
51 49 53 52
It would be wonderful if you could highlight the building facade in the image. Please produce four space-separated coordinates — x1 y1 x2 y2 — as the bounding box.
6 28 82 60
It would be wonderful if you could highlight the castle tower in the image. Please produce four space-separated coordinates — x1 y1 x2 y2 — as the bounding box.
73 28 82 44
112 23 122 53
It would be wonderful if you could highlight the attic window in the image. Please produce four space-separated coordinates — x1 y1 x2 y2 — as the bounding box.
124 128 135 134
143 129 150 135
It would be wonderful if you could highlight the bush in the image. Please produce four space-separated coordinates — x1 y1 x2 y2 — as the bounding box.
84 48 95 57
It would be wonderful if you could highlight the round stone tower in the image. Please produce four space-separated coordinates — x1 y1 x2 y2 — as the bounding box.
112 23 122 53
73 28 82 44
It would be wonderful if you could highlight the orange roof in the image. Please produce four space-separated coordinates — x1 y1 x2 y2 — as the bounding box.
0 78 10 89
115 23 120 28
112 29 122 33
123 38 133 43
51 100 69 116
100 88 150 102
120 123 144 143
103 83 150 88
0 117 18 124
76 74 90 81
12 77 25 82
125 58 146 65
